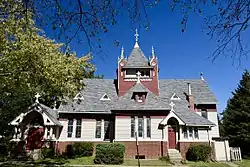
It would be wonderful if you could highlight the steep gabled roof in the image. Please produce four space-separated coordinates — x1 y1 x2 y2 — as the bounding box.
125 47 150 68
58 78 218 126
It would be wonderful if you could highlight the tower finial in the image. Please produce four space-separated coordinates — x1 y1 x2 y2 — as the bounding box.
136 71 141 83
120 46 124 59
134 29 139 48
152 46 155 58
200 72 204 81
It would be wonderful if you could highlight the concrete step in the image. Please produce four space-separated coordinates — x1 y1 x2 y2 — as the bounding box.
167 149 183 163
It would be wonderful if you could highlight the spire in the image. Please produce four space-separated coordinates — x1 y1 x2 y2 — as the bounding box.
134 29 139 48
120 46 124 59
152 46 155 58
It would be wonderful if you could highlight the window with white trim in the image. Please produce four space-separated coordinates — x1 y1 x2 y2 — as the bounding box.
146 117 151 138
131 116 135 138
67 119 73 138
189 128 193 138
194 127 199 139
138 116 144 137
183 126 188 139
100 93 110 101
171 93 181 100
75 119 82 138
95 119 102 138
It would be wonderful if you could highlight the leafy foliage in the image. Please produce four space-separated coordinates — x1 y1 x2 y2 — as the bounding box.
186 144 212 162
94 143 125 164
72 142 93 157
221 70 250 157
0 12 96 139
41 148 55 158
159 155 170 162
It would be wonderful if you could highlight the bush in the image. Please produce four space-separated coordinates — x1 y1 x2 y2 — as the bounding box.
65 144 75 158
186 144 212 162
72 142 93 157
41 148 55 158
159 155 170 162
94 143 125 164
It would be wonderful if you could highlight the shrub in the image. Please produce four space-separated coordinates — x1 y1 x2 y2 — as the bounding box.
65 144 75 158
41 148 55 158
186 144 212 162
94 143 125 164
159 155 170 162
72 142 93 157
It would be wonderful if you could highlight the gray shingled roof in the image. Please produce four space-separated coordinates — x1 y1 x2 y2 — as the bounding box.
58 79 217 126
29 103 62 126
125 48 150 68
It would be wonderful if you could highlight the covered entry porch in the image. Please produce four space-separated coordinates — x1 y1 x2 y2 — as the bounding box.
10 102 62 152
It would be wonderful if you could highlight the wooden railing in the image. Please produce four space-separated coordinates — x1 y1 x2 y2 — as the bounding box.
230 147 242 161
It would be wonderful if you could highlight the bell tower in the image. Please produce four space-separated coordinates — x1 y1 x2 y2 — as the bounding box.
117 30 159 96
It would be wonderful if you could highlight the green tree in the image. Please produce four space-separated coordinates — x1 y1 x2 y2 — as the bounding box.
0 14 95 138
221 70 250 157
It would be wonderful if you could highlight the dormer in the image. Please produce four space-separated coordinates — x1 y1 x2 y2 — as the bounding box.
132 92 147 103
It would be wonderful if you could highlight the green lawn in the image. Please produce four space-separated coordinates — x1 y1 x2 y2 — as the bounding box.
187 161 232 167
124 159 171 166
235 159 250 167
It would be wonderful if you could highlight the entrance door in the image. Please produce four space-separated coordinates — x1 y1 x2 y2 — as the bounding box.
168 127 176 149
26 127 44 150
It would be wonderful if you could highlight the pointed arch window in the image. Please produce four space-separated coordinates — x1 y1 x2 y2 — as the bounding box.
100 93 110 101
171 93 181 100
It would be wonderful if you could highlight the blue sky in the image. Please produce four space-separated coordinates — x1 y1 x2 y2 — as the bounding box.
44 2 250 114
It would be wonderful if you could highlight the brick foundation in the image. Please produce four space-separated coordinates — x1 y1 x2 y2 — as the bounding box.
57 141 168 159
178 142 209 159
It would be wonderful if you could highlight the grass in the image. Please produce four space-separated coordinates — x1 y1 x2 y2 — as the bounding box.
235 159 250 167
124 159 171 166
187 161 232 167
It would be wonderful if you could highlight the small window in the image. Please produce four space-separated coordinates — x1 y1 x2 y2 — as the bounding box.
201 109 208 119
138 116 144 137
189 128 193 138
47 119 50 123
67 119 73 138
131 116 135 138
183 126 188 139
146 117 151 138
95 119 102 138
194 127 199 139
171 93 181 100
74 92 84 100
75 119 82 138
138 95 143 103
104 120 110 140
100 93 110 101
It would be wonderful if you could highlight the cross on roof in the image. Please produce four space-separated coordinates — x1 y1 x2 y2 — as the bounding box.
35 93 41 103
169 101 175 111
136 71 141 83
134 29 139 48
134 29 139 42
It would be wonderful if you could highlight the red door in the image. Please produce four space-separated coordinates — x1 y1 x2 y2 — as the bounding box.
26 127 44 150
168 127 176 149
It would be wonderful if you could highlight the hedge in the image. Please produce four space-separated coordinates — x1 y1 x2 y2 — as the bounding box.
186 144 212 162
65 142 93 158
41 148 55 158
72 142 93 157
94 143 125 164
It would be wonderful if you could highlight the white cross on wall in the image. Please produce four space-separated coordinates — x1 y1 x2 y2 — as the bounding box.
169 101 175 111
136 71 141 83
35 93 41 103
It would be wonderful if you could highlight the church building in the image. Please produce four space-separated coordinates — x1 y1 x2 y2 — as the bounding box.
10 30 219 159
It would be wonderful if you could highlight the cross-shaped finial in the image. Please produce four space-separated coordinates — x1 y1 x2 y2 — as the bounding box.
35 93 41 103
136 71 141 83
134 29 139 42
169 101 175 111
